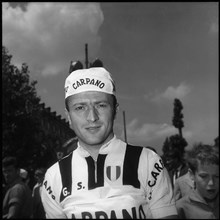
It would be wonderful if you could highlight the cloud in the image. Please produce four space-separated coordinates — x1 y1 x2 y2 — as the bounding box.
126 118 176 143
2 2 104 76
209 21 218 34
118 118 193 154
149 82 191 102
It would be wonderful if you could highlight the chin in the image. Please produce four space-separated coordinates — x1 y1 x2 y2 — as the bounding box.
87 140 105 146
83 137 105 145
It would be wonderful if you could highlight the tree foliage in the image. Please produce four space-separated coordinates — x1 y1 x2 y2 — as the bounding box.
172 98 184 137
162 134 187 156
2 46 47 169
162 98 188 170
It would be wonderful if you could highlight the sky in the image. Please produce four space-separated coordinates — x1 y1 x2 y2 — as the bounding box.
2 2 218 155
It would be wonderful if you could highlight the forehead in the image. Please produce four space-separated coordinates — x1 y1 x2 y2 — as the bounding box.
197 162 219 175
3 165 16 171
67 91 113 104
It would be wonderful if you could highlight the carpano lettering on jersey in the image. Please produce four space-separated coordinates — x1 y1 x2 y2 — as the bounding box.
43 180 56 200
72 78 105 90
71 205 146 219
148 159 164 187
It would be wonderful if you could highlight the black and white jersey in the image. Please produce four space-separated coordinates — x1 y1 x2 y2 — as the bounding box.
41 136 177 219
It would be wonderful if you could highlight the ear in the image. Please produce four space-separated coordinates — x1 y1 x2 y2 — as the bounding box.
17 168 21 176
188 168 195 182
114 103 119 119
65 108 72 127
116 103 119 113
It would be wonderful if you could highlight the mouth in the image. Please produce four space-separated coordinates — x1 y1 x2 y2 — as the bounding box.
206 189 216 195
85 126 101 132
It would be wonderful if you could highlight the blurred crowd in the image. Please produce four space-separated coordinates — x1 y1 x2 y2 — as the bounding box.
2 157 46 219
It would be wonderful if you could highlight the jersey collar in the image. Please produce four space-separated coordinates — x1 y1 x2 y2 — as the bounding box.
77 135 117 158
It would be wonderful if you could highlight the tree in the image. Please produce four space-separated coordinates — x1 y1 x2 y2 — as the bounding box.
162 137 170 155
162 98 188 172
2 46 44 168
172 98 184 137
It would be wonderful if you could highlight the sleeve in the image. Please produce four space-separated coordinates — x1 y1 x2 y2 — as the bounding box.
141 150 178 219
41 165 67 219
8 184 25 206
176 199 186 219
6 185 25 218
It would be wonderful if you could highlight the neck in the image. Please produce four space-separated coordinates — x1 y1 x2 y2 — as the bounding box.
79 134 114 160
86 148 99 161
8 176 22 187
205 195 218 207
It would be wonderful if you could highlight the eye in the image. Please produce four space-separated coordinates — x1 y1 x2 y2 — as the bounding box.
96 103 108 109
199 174 208 179
74 105 85 111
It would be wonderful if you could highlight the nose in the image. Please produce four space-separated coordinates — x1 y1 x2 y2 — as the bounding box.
87 106 99 122
207 177 214 186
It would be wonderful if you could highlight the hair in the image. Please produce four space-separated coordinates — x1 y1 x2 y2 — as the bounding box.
186 143 219 174
35 168 46 176
65 94 118 117
2 156 19 169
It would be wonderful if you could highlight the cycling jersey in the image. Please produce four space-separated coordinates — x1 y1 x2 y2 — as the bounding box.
41 136 177 219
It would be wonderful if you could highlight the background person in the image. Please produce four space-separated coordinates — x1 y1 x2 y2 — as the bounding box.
2 156 33 219
173 171 194 201
32 168 46 219
41 65 178 219
163 150 188 187
20 168 31 187
176 143 219 219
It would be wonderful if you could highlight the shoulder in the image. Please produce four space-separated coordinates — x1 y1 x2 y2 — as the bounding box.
7 182 29 202
175 173 194 188
176 194 190 207
124 144 161 166
46 152 73 173
46 161 59 177
126 144 165 178
44 152 74 190
11 181 27 192
126 143 158 157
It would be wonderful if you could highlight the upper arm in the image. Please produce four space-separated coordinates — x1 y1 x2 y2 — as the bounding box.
7 202 21 219
41 168 66 218
7 185 25 218
140 151 178 218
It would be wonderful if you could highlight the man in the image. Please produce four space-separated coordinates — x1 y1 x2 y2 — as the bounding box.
2 156 33 219
32 168 46 219
41 66 178 219
163 150 188 187
20 168 31 187
176 144 219 219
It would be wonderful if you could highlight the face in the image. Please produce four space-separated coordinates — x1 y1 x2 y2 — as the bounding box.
193 162 219 200
35 173 44 183
2 165 20 185
165 156 180 170
66 91 117 149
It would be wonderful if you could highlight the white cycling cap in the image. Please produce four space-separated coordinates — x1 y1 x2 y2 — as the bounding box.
64 67 116 99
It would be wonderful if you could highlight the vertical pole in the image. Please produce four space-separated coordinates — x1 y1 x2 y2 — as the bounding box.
123 111 127 143
85 43 89 69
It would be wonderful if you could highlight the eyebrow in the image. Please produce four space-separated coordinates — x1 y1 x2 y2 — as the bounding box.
72 100 110 105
